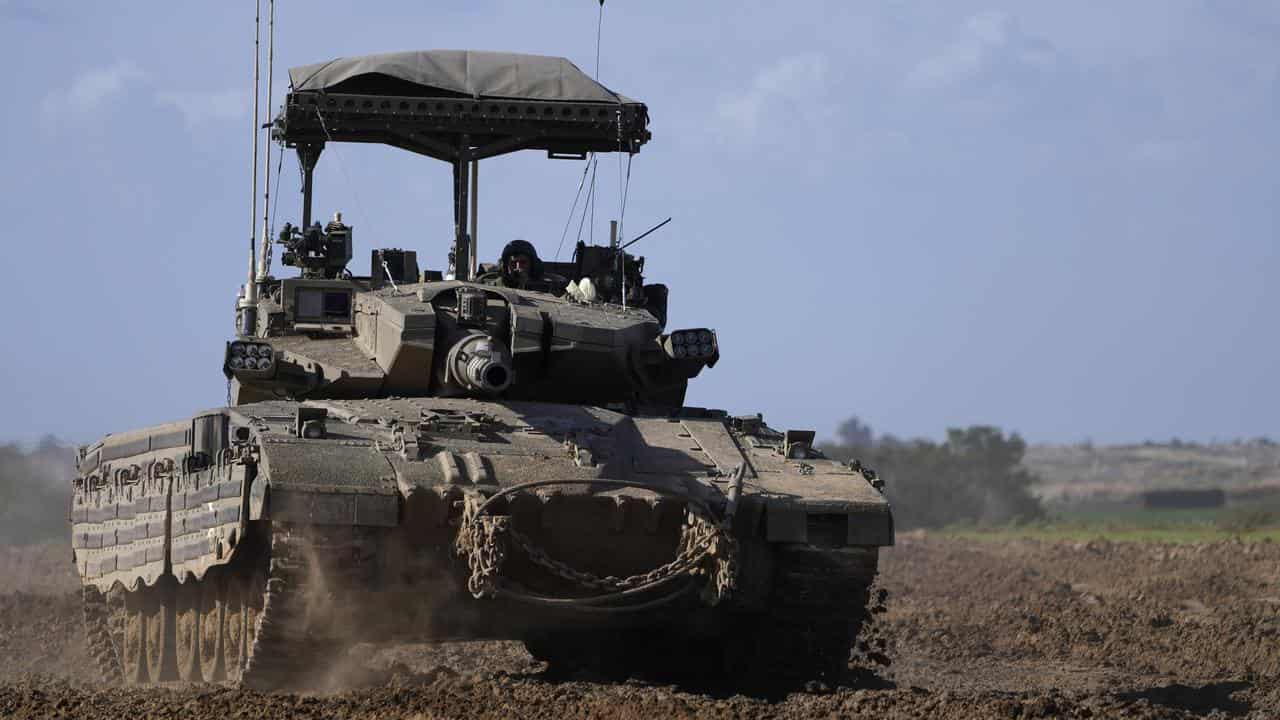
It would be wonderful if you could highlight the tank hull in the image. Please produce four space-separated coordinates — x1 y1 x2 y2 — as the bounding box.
72 397 892 688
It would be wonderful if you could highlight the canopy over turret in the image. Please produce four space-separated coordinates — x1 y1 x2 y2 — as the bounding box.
289 49 636 104
273 49 650 280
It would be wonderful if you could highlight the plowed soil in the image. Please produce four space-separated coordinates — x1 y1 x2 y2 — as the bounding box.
2 534 1277 719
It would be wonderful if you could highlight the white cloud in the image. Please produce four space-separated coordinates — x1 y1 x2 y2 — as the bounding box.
907 11 1011 90
716 54 828 139
41 61 143 117
154 89 248 129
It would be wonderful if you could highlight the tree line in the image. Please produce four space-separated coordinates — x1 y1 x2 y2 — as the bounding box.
821 417 1044 529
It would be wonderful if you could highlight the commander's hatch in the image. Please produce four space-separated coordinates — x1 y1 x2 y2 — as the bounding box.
273 50 650 283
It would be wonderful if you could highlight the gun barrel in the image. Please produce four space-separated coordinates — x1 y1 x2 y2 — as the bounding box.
447 333 514 394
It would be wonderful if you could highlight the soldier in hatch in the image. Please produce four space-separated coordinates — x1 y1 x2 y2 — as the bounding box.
494 239 544 289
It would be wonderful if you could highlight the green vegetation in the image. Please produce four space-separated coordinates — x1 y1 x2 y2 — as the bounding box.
823 420 1045 530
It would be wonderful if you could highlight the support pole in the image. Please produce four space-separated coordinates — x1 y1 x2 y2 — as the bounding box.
302 163 314 230
451 136 471 281
297 143 323 230
469 159 478 279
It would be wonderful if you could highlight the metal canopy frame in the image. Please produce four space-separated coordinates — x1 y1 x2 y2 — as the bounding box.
274 90 650 281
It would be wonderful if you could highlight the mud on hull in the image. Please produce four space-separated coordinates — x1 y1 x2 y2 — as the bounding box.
81 520 880 689
72 398 892 689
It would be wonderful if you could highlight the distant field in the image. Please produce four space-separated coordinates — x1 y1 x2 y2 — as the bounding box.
1024 440 1280 504
947 496 1280 544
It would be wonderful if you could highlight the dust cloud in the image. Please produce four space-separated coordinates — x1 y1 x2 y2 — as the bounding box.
0 438 74 547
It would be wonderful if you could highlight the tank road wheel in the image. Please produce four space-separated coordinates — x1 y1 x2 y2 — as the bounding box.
174 578 203 681
121 589 148 685
143 578 180 683
244 570 266 659
197 572 226 682
222 573 249 682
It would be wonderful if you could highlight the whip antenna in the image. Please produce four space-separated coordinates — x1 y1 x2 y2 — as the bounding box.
620 217 671 251
257 0 275 282
239 0 262 336
248 0 260 289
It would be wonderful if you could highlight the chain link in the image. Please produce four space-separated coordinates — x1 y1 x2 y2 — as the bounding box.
456 495 509 599
455 492 739 606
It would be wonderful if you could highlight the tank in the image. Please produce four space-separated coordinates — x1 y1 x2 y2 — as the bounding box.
71 50 893 690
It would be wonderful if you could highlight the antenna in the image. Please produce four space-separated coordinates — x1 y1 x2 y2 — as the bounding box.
240 0 262 337
256 0 275 283
248 0 260 287
620 216 671 250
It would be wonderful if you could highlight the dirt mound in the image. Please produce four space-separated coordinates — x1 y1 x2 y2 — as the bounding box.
0 593 92 679
884 533 1280 685
0 536 1273 718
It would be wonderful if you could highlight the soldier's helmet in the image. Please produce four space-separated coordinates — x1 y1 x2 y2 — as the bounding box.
499 238 544 286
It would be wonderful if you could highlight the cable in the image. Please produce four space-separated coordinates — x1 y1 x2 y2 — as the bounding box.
493 579 696 613
585 2 604 248
575 156 598 246
616 152 625 243
595 2 603 80
268 142 285 253
554 158 592 261
618 152 633 242
313 106 374 238
588 155 597 246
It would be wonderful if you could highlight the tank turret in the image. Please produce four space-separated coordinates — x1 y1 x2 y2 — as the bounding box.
225 240 714 410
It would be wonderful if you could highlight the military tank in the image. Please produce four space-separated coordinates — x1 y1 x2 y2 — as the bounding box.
71 50 893 690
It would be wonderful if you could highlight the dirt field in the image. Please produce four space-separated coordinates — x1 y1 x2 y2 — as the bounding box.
1 534 1276 719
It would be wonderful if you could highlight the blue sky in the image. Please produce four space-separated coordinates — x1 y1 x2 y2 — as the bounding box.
1 1 1277 446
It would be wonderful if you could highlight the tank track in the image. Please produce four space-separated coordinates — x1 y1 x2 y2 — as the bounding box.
78 523 351 689
242 525 348 690
735 544 879 687
524 544 879 689
82 586 123 684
